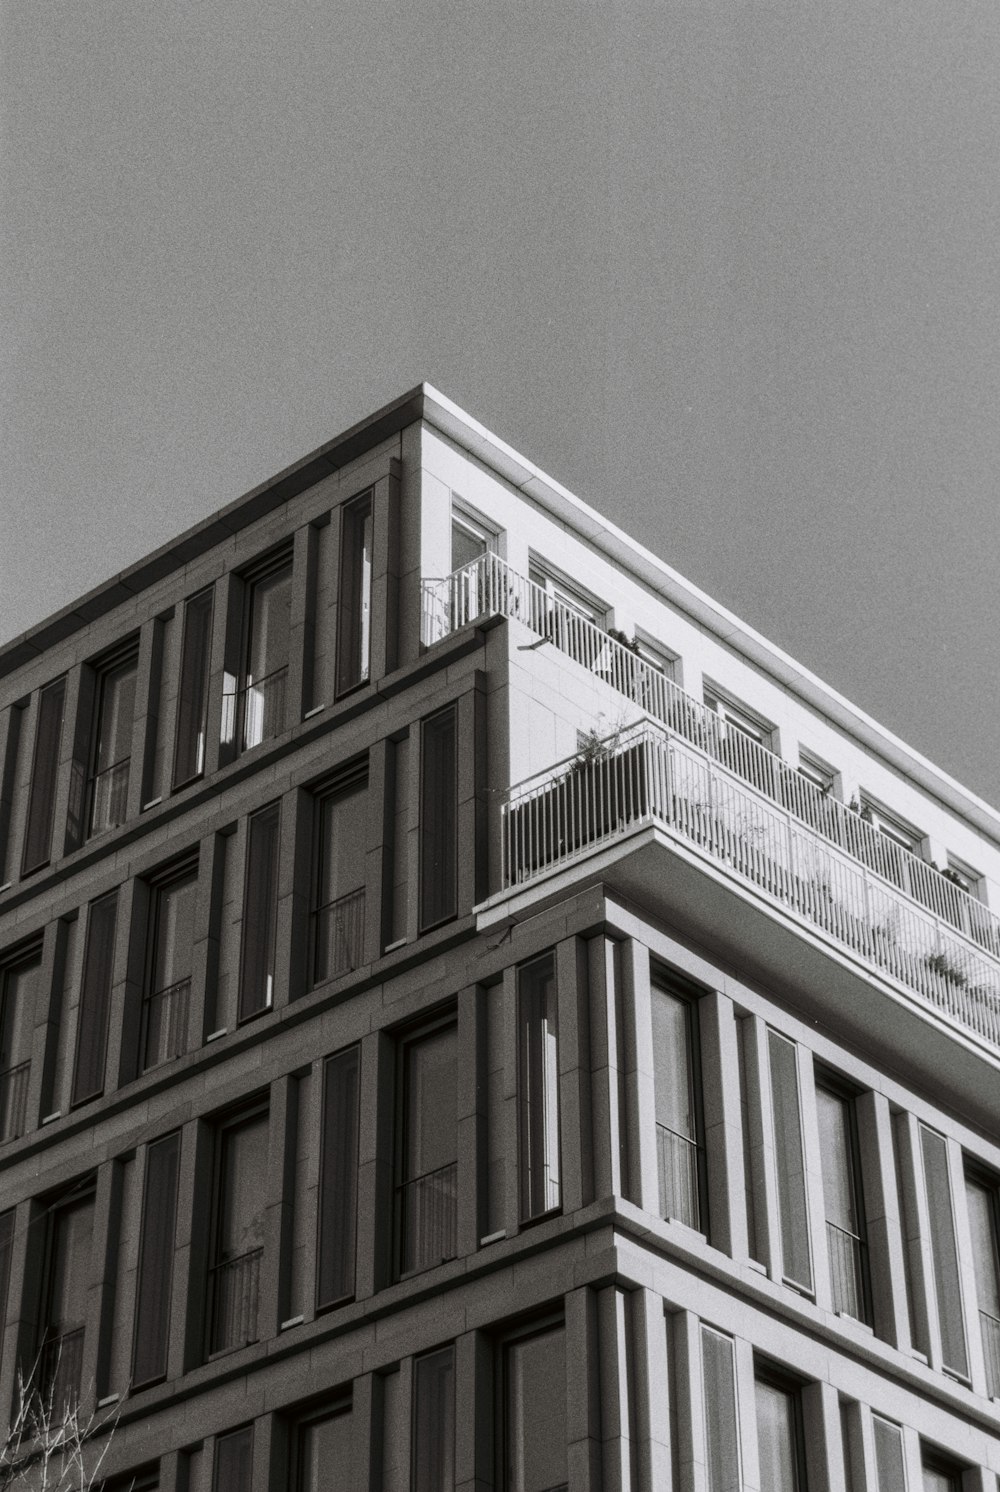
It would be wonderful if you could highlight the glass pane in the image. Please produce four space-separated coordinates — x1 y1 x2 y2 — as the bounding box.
815 1087 857 1234
238 805 280 1020
22 678 66 873
452 517 487 572
153 874 197 991
405 1028 458 1180
247 567 292 684
768 1032 813 1292
754 1379 800 1492
872 1417 906 1492
215 1427 253 1492
174 590 213 785
506 1327 567 1492
965 1177 1000 1318
317 785 368 908
518 956 560 1219
336 494 373 695
413 1347 455 1492
702 1328 740 1492
71 892 118 1105
651 985 700 1229
922 1466 960 1492
419 708 457 929
96 661 137 773
317 1047 360 1307
133 1132 180 1386
920 1125 969 1377
299 1411 353 1492
220 1116 269 1259
49 1198 94 1329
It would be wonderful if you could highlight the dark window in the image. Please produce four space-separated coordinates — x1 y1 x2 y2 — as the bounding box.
871 1417 906 1491
754 1371 807 1492
398 1023 458 1276
921 1452 963 1491
767 1030 812 1293
919 1123 968 1378
651 976 703 1230
0 1208 14 1364
143 866 197 1070
412 1345 456 1492
88 651 138 837
964 1168 1000 1396
502 1322 567 1492
336 492 373 697
70 892 118 1107
296 1405 354 1491
215 1426 254 1492
40 1187 95 1410
0 947 40 1142
208 1109 268 1355
518 954 560 1221
815 1076 871 1324
173 588 214 788
132 1131 181 1387
312 776 367 985
419 707 457 931
701 1326 740 1492
22 677 66 875
238 804 280 1022
316 1046 360 1310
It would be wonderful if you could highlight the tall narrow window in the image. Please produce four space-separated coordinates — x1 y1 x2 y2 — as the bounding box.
0 1208 15 1358
754 1372 807 1492
312 776 367 984
22 677 66 875
701 1327 740 1492
71 891 118 1106
871 1417 906 1491
503 1323 567 1492
412 1345 456 1492
398 1023 458 1275
209 1109 268 1355
419 706 457 931
767 1031 813 1293
919 1124 968 1378
143 865 197 1070
215 1426 253 1492
922 1452 962 1491
238 804 280 1022
336 491 373 696
297 1406 354 1491
88 651 138 837
815 1076 870 1323
964 1170 1000 1396
0 947 41 1142
241 560 292 750
316 1046 360 1310
173 589 214 787
132 1131 181 1387
518 954 560 1221
40 1187 95 1410
651 977 703 1230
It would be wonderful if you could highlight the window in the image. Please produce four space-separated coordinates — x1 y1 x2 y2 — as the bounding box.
173 588 214 787
527 562 604 627
412 1345 456 1492
21 677 66 874
502 1323 567 1492
419 707 458 931
944 856 983 899
221 553 292 756
40 1185 95 1409
526 560 606 664
919 1123 968 1378
0 1208 14 1358
215 1426 253 1492
814 1075 870 1323
88 649 138 836
238 803 280 1022
397 1022 458 1276
518 954 560 1221
922 1451 963 1491
0 945 40 1142
871 1416 906 1491
651 976 703 1230
451 505 494 572
860 797 924 856
70 891 118 1107
132 1131 181 1387
143 863 197 1070
316 1046 360 1310
296 1404 354 1492
964 1169 1000 1396
336 491 373 696
208 1108 268 1355
701 1327 740 1492
312 773 367 984
703 687 773 749
703 686 778 797
796 752 836 795
754 1371 807 1492
767 1031 812 1293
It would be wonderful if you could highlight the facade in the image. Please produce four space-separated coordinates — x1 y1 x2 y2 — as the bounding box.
0 383 999 1491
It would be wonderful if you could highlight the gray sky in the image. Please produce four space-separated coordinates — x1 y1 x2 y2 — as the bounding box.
3 2 999 806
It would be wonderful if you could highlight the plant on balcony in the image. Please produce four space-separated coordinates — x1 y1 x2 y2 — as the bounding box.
924 950 969 989
606 627 641 655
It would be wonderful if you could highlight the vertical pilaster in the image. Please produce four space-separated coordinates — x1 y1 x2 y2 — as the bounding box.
365 739 390 967
798 1048 831 1313
502 965 521 1238
622 938 659 1216
949 1134 987 1396
0 699 25 886
699 991 747 1260
733 1335 761 1492
557 936 591 1214
566 1286 602 1492
107 876 145 1092
894 1110 937 1364
630 1289 672 1492
801 1379 847 1492
588 936 626 1203
262 1075 297 1339
176 1118 213 1376
597 1287 637 1492
126 618 159 822
741 1014 782 1283
671 1310 707 1492
857 1091 911 1351
27 920 63 1134
456 1329 493 1492
286 525 311 728
355 1030 394 1300
457 985 480 1259
276 786 311 1010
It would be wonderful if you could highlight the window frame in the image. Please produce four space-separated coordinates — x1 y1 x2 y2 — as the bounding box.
335 489 374 699
649 966 707 1235
141 854 199 1073
496 1314 568 1492
963 1159 1000 1397
21 675 67 876
0 939 42 1143
310 764 368 988
86 642 140 840
237 801 281 1025
394 1013 459 1279
38 1178 97 1409
236 548 294 754
752 1363 809 1492
206 1101 270 1359
291 1396 353 1492
517 952 562 1225
418 705 459 933
813 1067 872 1326
315 1045 361 1313
172 586 215 790
702 684 776 750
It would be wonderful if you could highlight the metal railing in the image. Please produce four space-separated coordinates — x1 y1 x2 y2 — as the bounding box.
209 1247 262 1354
311 887 366 985
222 665 288 753
39 1326 85 1410
980 1309 1000 1399
142 976 191 1071
424 554 1000 959
656 1123 701 1230
0 1059 30 1143
397 1160 458 1275
826 1220 868 1322
501 720 1000 1053
88 757 130 836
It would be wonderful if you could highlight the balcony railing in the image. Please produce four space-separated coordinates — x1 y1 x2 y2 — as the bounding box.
209 1247 262 1355
39 1326 85 1411
501 720 1000 1053
0 1059 30 1143
397 1161 458 1275
88 757 130 836
142 976 191 1071
826 1220 868 1322
222 666 288 753
425 554 1000 960
980 1309 1000 1399
656 1122 701 1230
311 887 366 985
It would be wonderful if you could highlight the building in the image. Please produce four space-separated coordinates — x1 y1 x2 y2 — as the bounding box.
0 383 999 1492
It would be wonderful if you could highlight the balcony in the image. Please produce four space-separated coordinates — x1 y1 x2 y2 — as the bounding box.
423 555 1000 966
499 720 1000 1055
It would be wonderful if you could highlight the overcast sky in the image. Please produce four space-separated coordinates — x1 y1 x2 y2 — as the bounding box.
2 2 998 807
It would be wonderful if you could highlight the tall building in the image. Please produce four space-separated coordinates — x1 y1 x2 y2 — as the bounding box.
0 383 998 1492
